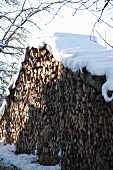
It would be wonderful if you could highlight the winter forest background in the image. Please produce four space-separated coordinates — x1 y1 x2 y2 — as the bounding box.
0 0 113 107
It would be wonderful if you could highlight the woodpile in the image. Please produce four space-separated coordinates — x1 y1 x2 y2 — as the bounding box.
0 44 113 169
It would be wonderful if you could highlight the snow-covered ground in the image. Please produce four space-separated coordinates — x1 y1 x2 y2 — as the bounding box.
0 141 61 170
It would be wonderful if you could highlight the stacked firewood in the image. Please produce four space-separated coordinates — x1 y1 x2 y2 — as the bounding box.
0 45 63 165
0 44 113 169
61 72 113 170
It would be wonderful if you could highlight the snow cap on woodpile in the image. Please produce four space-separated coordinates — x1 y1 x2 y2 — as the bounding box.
45 32 113 102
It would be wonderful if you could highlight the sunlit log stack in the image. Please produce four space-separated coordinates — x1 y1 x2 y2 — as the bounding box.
0 44 113 170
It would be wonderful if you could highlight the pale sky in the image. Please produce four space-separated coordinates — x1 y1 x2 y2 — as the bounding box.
28 6 95 47
44 7 94 35
30 6 94 36
27 1 113 49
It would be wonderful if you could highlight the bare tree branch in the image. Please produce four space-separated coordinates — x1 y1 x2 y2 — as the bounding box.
95 29 113 48
64 0 113 48
0 0 67 106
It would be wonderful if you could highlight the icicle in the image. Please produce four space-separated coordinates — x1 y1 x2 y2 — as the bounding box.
35 143 38 156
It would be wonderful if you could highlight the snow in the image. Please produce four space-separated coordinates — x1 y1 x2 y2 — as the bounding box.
0 100 7 118
0 89 3 94
27 37 45 50
45 32 105 60
0 141 61 170
45 32 113 102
